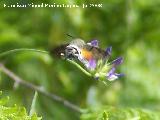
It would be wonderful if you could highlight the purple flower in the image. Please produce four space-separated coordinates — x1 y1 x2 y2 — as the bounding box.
107 67 124 81
111 57 123 66
84 40 124 81
87 40 99 47
105 46 112 56
86 59 97 70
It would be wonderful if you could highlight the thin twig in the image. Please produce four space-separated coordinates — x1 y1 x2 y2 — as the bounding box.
0 63 82 113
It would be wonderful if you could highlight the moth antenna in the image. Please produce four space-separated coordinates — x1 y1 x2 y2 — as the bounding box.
66 33 75 39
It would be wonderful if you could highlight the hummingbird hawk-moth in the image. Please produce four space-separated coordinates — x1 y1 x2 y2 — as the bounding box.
50 38 124 81
50 38 110 63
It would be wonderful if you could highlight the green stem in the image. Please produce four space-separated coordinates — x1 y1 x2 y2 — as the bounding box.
0 48 49 58
0 48 92 78
67 60 92 77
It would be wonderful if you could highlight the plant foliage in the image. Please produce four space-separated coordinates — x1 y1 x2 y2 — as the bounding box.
81 106 160 120
0 91 41 120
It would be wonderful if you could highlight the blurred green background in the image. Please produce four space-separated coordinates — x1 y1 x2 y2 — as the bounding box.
0 0 160 119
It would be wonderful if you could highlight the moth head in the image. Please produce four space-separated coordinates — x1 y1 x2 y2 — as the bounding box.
50 38 86 60
65 45 81 60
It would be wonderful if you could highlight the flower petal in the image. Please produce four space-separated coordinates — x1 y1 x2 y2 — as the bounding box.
115 73 124 77
111 57 123 66
86 59 97 70
107 67 116 77
107 74 118 81
87 40 99 47
108 67 116 76
105 46 112 56
107 72 124 81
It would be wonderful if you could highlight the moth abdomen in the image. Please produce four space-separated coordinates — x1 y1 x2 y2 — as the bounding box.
50 44 68 58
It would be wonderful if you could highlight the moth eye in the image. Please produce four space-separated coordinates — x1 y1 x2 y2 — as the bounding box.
75 50 78 54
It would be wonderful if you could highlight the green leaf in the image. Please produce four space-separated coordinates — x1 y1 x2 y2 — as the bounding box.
0 91 41 120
